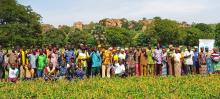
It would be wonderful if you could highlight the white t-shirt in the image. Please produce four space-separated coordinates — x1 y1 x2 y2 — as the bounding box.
118 53 126 60
184 51 194 65
9 67 19 78
114 63 125 74
174 53 181 63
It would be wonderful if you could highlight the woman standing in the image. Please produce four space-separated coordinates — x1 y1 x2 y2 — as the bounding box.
211 48 220 73
162 48 167 76
205 47 213 74
174 48 182 77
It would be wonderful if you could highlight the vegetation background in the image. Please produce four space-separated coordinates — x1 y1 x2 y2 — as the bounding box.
1 0 220 48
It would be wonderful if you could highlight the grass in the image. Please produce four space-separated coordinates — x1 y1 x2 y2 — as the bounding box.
0 75 219 98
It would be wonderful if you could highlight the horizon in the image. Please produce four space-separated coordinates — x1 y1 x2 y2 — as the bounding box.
18 0 220 27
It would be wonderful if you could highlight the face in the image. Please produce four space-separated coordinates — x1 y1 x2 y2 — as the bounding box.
194 48 198 51
82 49 85 53
39 50 43 55
201 48 204 52
157 44 160 49
53 48 57 53
49 63 53 68
148 45 151 50
175 49 179 53
141 48 145 52
205 48 209 52
162 48 166 53
187 46 191 51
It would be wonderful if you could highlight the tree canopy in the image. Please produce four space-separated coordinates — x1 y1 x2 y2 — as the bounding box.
0 0 219 48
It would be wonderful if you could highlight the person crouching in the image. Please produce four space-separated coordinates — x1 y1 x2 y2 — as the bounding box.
8 63 19 83
44 62 56 81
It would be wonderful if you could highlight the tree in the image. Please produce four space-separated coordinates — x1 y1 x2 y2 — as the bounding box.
43 28 67 46
215 23 220 45
153 18 179 45
0 0 41 47
105 27 133 47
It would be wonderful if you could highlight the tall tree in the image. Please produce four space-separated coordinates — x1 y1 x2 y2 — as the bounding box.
0 0 41 47
215 23 220 45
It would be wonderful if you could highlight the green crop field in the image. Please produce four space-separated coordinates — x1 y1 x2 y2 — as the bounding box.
0 75 219 98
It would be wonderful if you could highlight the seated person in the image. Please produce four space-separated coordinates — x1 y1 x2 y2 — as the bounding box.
66 58 75 80
24 62 34 80
58 60 67 79
113 60 127 77
8 63 19 83
44 62 56 81
74 62 85 80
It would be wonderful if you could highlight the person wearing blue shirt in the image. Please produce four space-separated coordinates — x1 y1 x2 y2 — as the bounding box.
193 47 199 74
64 46 75 63
90 47 102 77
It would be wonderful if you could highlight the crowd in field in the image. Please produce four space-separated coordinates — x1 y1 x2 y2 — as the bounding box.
0 43 219 83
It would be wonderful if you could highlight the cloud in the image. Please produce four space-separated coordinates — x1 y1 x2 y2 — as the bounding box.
18 0 220 26
129 0 207 16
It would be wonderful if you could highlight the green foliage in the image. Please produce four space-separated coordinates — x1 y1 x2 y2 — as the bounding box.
0 0 41 47
215 23 220 46
43 28 67 46
0 1 219 47
105 27 135 47
0 75 219 98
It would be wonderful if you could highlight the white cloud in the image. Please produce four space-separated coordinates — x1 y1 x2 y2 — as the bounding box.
129 0 207 16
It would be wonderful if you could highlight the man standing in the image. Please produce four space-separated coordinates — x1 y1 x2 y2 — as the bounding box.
102 47 112 78
9 49 18 68
167 45 175 75
140 48 148 76
184 46 194 75
153 44 163 76
90 47 102 77
134 48 141 76
193 47 199 74
0 45 7 81
37 50 47 78
64 45 75 64
27 49 37 78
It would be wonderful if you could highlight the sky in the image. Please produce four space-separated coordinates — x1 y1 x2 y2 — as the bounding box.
18 0 220 27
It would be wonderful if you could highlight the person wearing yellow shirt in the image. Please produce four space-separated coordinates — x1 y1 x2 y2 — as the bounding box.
77 48 89 77
102 47 112 78
24 62 34 80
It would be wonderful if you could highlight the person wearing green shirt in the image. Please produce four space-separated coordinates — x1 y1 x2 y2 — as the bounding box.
37 50 47 77
146 45 155 76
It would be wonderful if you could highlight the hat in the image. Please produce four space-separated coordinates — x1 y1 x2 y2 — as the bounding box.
98 44 101 48
194 46 198 49
117 47 120 50
109 47 113 50
121 49 125 51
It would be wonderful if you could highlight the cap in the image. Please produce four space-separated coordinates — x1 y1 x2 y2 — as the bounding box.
194 46 198 49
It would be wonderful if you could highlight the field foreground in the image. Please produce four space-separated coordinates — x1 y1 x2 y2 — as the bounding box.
0 75 219 98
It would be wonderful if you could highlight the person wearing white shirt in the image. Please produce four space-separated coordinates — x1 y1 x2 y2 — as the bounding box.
118 49 126 60
184 46 194 74
114 61 126 76
8 63 19 83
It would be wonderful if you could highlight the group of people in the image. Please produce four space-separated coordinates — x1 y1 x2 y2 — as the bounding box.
0 43 219 83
